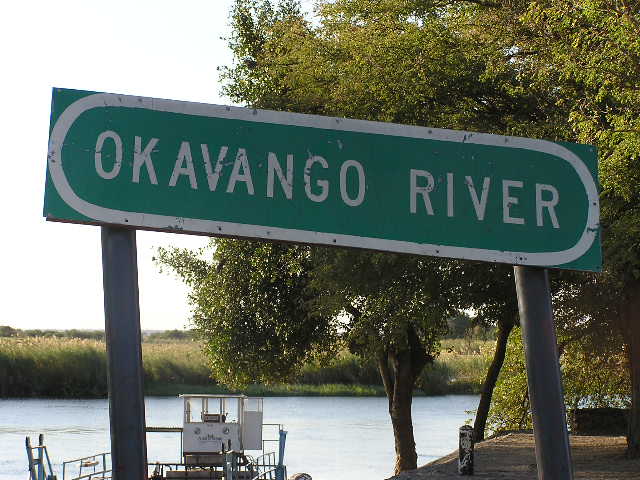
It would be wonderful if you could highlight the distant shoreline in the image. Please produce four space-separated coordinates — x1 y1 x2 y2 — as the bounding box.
0 384 481 399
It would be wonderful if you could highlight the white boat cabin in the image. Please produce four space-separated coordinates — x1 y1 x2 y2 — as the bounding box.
180 394 264 454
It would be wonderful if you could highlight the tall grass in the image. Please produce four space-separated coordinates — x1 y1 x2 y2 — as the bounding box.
418 339 494 395
0 337 213 397
142 342 211 385
294 353 381 385
0 337 107 397
0 337 494 398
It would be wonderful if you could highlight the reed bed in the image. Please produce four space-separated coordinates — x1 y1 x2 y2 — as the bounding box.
417 339 494 395
0 337 211 397
142 342 211 385
0 337 494 397
0 337 107 397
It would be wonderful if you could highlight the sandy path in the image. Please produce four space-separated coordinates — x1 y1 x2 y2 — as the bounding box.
388 433 640 479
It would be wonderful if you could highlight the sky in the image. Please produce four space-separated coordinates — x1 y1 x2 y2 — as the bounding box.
0 0 311 331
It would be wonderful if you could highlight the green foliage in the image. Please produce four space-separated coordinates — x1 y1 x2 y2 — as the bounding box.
562 335 631 412
156 238 457 391
445 314 473 339
295 352 381 385
157 240 338 388
487 326 631 435
222 0 567 139
8 328 107 340
309 248 454 364
419 361 453 396
145 329 195 342
506 0 640 284
486 327 532 433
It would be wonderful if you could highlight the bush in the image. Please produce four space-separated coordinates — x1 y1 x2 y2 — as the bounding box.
418 361 453 395
486 327 631 436
295 353 381 385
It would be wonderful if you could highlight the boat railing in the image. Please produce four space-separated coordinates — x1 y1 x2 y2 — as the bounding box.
247 425 287 480
61 452 111 480
250 466 283 480
248 451 286 480
42 422 285 480
260 424 283 453
252 451 276 471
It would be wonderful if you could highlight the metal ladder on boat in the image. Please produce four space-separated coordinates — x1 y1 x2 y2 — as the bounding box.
25 434 57 480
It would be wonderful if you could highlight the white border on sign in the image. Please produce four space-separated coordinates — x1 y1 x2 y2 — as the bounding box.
47 91 600 267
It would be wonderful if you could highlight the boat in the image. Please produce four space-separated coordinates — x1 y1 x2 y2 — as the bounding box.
26 394 304 480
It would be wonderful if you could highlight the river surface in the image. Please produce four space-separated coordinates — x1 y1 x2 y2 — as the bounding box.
1 395 478 480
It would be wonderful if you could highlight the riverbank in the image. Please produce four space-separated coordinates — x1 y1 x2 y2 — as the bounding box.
0 337 492 398
388 433 640 479
144 382 390 396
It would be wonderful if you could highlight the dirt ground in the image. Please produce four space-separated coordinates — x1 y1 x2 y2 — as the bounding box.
388 433 640 479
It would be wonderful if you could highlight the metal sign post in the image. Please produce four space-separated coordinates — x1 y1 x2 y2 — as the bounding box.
514 266 573 480
101 226 148 480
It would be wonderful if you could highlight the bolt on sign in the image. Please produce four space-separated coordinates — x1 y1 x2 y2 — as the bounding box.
45 88 601 271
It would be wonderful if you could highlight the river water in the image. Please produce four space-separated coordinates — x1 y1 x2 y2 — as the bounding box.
1 395 478 480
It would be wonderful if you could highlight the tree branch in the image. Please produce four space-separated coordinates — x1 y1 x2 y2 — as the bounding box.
378 349 394 414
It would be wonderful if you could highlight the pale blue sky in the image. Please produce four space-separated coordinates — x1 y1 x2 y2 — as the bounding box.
0 0 313 330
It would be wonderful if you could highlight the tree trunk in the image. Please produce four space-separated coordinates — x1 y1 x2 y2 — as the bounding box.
377 326 431 475
391 349 419 473
624 285 640 458
473 319 514 441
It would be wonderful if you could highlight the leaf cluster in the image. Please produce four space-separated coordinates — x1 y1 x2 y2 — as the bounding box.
222 0 568 138
501 0 640 279
157 240 338 387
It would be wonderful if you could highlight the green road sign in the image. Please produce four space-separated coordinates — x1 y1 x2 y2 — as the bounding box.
45 88 601 271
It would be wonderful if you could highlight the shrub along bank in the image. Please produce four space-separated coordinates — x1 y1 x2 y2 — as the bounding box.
0 337 491 398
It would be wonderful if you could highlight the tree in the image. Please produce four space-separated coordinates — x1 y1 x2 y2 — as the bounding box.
444 314 473 339
188 0 585 471
172 0 640 469
157 240 337 387
0 326 18 337
481 0 640 457
218 0 571 470
309 248 455 472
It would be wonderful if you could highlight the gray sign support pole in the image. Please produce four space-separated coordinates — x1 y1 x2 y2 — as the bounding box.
101 227 148 480
513 266 573 480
